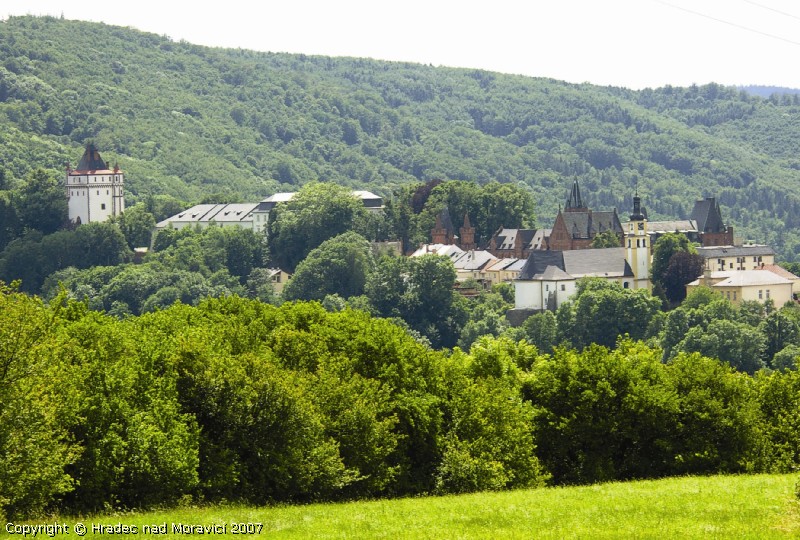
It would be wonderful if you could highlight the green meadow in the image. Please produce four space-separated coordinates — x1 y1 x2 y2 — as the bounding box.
11 474 797 539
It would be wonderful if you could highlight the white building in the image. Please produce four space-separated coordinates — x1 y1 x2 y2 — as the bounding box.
155 190 383 233
66 143 125 224
696 245 775 272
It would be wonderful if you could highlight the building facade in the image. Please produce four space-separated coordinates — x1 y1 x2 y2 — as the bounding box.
547 180 623 251
156 190 383 233
696 245 775 272
66 143 125 224
513 195 650 313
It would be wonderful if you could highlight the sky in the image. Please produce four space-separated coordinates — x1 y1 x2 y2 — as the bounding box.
3 0 800 90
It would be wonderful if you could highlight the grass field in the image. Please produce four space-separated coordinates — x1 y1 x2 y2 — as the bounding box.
7 474 799 539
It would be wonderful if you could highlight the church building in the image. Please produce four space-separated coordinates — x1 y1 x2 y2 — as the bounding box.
547 179 623 251
512 193 650 313
66 143 125 225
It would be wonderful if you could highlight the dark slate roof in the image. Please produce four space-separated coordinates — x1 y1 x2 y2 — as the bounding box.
690 197 726 233
76 143 109 171
436 207 456 235
518 247 633 281
539 265 574 281
696 245 775 258
490 228 539 250
561 210 622 239
590 211 623 235
518 250 566 280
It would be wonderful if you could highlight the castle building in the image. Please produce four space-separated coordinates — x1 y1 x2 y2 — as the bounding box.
547 179 623 250
513 194 650 313
623 196 735 248
66 143 125 225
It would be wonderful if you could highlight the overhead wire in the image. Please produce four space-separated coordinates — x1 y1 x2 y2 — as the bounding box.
652 0 800 47
741 0 800 23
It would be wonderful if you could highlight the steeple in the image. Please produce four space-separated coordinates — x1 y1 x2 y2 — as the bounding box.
431 207 456 245
625 190 650 291
565 179 586 211
630 194 646 221
459 213 476 250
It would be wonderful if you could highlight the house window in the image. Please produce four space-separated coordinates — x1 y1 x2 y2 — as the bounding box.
101 204 106 210
561 284 565 291
96 190 100 195
729 263 733 269
766 289 770 299
759 290 763 299
733 292 737 300
545 284 549 291
623 282 629 289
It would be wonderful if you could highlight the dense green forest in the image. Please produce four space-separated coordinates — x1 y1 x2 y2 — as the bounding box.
3 285 800 520
2 15 800 259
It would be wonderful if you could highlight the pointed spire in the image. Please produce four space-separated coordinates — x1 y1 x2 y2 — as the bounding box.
565 179 585 210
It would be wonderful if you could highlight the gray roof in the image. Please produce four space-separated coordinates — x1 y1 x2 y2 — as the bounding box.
538 265 575 281
697 245 775 258
518 247 633 281
256 190 383 212
563 247 633 278
156 202 259 227
518 250 566 280
492 228 537 250
713 271 791 287
640 220 699 234
691 197 726 233
487 258 520 271
453 250 498 271
561 210 622 239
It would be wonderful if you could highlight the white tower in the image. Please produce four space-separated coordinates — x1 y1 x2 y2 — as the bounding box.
625 193 651 290
66 143 125 225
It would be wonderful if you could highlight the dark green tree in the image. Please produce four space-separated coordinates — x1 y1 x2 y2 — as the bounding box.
590 230 622 248
116 204 156 249
15 168 67 235
268 182 367 272
283 232 374 302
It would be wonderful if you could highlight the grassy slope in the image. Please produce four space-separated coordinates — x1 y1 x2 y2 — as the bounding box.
23 474 798 539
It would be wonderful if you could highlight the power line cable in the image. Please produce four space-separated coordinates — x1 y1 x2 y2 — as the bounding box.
653 0 800 47
741 0 800 23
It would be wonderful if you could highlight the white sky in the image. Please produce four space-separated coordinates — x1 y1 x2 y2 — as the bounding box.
3 0 800 90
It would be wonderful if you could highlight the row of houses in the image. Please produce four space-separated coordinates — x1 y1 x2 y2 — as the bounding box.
419 192 793 317
436 180 737 260
66 145 792 313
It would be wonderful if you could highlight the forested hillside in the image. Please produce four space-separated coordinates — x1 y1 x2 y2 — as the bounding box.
2 15 800 259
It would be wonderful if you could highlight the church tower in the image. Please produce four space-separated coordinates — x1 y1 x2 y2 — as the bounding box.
459 213 476 250
625 193 651 290
431 207 456 245
65 143 125 225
